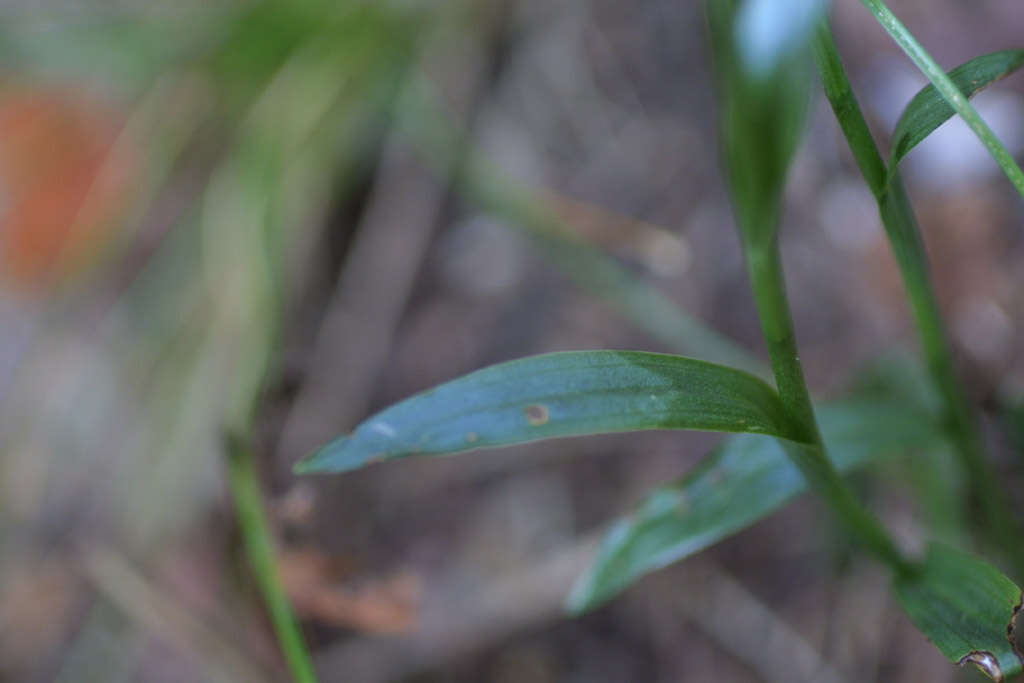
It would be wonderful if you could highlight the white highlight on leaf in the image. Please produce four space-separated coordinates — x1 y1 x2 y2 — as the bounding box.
735 0 827 78
369 421 397 438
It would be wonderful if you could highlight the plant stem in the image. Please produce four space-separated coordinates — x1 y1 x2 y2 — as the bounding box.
744 241 913 576
858 0 1024 199
813 23 1024 574
226 436 318 683
812 26 886 197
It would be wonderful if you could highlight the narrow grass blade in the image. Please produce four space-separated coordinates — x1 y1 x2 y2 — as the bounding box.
227 437 317 683
295 351 799 474
568 395 944 613
860 0 1024 198
895 544 1023 682
889 50 1024 171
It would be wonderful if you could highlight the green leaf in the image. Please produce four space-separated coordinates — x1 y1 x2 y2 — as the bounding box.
567 396 944 613
295 351 798 474
895 544 1023 681
889 50 1024 170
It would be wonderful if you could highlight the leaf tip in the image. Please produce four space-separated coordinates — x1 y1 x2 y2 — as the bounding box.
564 573 598 617
292 436 360 475
292 450 325 475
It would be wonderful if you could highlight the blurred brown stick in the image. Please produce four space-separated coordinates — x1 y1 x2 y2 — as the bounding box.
315 533 846 683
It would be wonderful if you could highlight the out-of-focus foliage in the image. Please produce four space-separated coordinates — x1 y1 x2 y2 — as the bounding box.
0 2 419 679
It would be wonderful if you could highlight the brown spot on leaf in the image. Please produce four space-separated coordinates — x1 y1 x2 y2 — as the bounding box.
524 404 549 426
958 651 1003 682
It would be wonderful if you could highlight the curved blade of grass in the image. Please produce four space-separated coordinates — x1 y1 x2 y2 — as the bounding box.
895 544 1023 682
295 351 799 474
568 395 945 613
889 50 1024 172
227 436 317 683
860 0 1024 198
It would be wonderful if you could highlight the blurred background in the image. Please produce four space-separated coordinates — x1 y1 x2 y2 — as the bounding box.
1 1 1023 681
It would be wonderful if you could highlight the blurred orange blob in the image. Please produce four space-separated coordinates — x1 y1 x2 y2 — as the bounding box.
0 86 134 291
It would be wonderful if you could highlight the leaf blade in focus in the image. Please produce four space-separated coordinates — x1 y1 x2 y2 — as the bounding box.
295 350 797 474
895 544 1023 682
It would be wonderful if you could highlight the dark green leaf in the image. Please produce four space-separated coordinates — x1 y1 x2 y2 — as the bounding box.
895 544 1023 682
295 351 798 474
567 396 944 613
889 50 1024 170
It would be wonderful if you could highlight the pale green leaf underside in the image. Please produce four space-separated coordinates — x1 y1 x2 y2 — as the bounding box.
567 396 945 612
295 351 798 474
895 544 1023 682
889 50 1024 171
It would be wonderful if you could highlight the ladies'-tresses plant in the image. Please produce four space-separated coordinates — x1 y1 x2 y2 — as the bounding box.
296 1 1024 678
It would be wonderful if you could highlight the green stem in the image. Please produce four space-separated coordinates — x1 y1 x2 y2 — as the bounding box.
859 0 1024 198
813 23 1024 574
226 437 318 683
812 26 885 197
744 240 913 576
